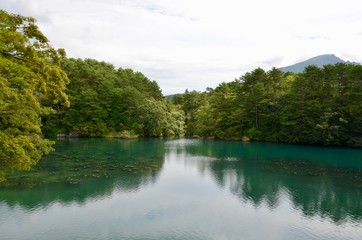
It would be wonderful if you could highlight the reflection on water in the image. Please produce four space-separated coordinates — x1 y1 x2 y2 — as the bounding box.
0 139 361 240
171 139 362 223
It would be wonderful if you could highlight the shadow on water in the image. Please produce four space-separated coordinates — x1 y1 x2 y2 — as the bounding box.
0 138 165 210
168 139 362 223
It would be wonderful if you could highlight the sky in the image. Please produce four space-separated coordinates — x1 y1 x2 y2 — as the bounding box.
1 0 362 95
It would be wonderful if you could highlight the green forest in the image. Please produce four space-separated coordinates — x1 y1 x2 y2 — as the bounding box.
42 58 185 139
1 10 362 180
174 65 362 146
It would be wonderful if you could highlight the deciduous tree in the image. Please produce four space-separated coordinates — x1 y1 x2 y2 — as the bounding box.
0 10 69 180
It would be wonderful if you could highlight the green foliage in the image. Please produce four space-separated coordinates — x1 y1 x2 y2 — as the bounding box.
176 64 362 147
42 58 185 138
0 10 69 180
173 90 208 136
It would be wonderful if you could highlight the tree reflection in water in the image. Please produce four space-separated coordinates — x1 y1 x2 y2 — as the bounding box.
179 139 362 223
1 138 361 224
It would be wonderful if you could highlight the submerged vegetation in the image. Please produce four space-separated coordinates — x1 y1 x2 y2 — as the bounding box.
1 10 362 179
0 139 164 189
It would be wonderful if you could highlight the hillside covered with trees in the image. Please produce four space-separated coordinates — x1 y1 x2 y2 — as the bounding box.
42 58 184 138
173 65 362 147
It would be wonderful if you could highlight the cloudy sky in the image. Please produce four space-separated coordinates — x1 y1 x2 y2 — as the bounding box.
1 0 362 95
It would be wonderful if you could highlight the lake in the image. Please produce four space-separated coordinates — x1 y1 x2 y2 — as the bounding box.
0 138 361 240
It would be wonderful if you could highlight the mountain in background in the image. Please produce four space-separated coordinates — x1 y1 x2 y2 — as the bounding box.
279 54 359 73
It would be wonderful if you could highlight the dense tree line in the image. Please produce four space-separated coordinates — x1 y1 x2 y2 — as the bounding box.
42 58 185 138
174 64 362 147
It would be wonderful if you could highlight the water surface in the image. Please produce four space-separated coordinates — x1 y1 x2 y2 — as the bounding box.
0 139 361 240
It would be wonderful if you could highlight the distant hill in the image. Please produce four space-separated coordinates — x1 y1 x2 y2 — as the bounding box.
279 54 359 73
164 94 176 99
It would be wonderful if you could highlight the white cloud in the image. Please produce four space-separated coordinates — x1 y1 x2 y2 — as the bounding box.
1 0 362 94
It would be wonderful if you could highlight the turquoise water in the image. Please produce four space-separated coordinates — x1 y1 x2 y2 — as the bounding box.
0 139 361 240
